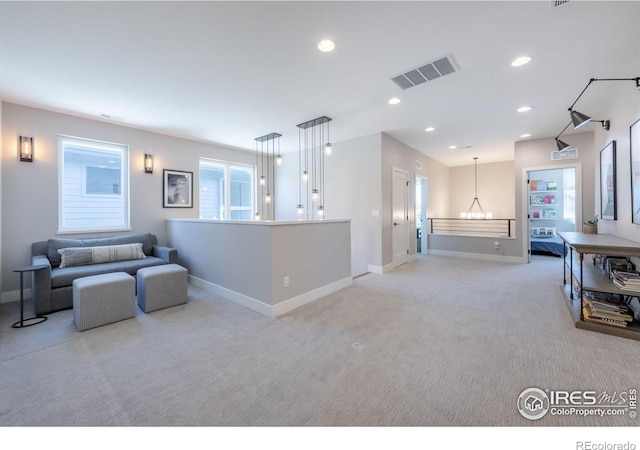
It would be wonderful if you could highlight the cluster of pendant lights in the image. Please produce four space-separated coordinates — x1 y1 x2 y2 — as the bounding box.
253 116 332 221
555 77 640 151
296 116 332 220
254 132 282 221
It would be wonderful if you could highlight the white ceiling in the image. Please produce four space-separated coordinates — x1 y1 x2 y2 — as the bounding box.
1 1 639 167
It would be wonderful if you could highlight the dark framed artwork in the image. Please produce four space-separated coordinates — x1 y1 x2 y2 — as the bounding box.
599 140 616 220
163 169 193 208
632 118 640 224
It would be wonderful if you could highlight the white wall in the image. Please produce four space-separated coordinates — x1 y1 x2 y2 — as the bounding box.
449 160 515 219
592 59 640 243
514 131 595 260
381 133 450 267
276 133 383 277
167 219 351 316
1 102 257 294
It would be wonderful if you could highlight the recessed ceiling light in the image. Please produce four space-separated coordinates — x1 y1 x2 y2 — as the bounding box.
449 145 457 149
318 39 335 52
511 56 532 67
425 127 435 132
520 133 532 138
388 97 401 105
517 106 533 113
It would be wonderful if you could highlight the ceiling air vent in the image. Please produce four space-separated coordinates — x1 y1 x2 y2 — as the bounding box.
551 148 578 161
391 55 458 90
550 0 570 7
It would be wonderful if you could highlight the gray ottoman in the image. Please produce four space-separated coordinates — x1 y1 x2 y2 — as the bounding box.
73 272 136 331
137 264 188 313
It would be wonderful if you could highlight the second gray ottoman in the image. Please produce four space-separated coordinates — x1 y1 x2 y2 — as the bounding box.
137 264 188 313
73 272 136 331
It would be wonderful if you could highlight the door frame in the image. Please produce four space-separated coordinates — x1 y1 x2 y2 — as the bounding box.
392 167 410 268
522 163 582 262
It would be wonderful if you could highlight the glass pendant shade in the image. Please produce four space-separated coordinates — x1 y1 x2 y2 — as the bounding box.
265 193 271 204
324 143 332 155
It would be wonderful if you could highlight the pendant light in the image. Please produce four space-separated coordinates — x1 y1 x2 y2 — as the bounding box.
254 132 281 221
460 157 492 220
296 116 332 219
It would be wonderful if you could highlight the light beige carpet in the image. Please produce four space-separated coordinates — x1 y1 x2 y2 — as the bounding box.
1 254 638 427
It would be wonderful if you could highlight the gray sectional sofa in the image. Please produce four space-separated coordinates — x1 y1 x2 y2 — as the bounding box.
31 233 177 315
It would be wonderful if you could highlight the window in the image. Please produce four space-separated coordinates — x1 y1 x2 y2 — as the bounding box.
563 168 576 221
59 136 130 233
199 159 254 220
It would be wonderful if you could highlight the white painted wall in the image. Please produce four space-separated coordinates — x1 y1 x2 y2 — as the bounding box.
449 160 515 219
514 131 595 261
381 133 450 268
1 102 257 294
276 133 383 277
167 219 351 316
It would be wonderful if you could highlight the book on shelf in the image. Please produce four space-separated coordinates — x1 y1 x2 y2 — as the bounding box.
582 291 633 322
542 208 556 219
547 181 557 191
582 307 628 328
611 270 640 291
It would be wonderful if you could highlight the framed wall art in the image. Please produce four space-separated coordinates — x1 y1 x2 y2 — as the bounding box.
163 169 193 208
631 119 640 224
599 140 616 220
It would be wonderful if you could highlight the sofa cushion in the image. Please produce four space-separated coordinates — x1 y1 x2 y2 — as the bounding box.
58 243 146 268
47 233 155 267
51 256 168 288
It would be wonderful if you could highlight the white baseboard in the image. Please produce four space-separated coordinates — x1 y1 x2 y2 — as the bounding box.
271 277 352 317
427 249 524 264
0 289 29 304
367 263 395 274
188 275 352 318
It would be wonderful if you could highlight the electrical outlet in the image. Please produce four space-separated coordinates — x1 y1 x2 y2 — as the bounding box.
283 276 289 288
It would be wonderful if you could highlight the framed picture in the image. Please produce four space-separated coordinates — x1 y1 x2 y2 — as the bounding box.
632 119 640 224
163 169 193 208
599 140 616 220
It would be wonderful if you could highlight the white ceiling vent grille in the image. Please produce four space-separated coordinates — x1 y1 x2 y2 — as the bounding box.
550 0 570 7
551 148 578 161
391 55 458 90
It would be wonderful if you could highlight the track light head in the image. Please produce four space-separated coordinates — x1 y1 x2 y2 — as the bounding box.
570 109 591 129
556 138 571 151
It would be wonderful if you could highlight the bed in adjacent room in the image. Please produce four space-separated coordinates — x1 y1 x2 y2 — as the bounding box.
530 227 567 257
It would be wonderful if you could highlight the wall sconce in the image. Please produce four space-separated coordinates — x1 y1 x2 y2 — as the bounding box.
144 154 154 173
19 136 34 162
566 77 639 130
554 122 572 151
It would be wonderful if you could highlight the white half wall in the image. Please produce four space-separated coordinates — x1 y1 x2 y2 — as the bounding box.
167 219 352 317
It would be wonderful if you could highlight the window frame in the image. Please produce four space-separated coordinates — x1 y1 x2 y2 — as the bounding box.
199 158 255 221
58 135 131 234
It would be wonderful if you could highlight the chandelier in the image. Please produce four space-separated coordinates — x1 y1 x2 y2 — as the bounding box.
460 157 492 220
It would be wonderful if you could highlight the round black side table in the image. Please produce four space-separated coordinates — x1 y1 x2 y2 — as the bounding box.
12 265 49 329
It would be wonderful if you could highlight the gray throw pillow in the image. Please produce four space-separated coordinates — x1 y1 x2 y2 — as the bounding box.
58 243 146 268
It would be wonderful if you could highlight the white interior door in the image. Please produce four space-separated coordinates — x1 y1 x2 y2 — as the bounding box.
393 168 409 267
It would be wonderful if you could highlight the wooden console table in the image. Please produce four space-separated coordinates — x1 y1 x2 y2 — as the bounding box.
558 231 640 340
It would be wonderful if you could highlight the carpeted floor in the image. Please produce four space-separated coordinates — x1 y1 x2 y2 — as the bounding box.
1 254 638 427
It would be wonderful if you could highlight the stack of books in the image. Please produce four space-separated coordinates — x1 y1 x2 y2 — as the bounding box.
582 291 633 328
611 270 640 291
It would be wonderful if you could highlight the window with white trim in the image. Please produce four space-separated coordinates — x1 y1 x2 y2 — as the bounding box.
199 159 254 220
58 136 130 233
